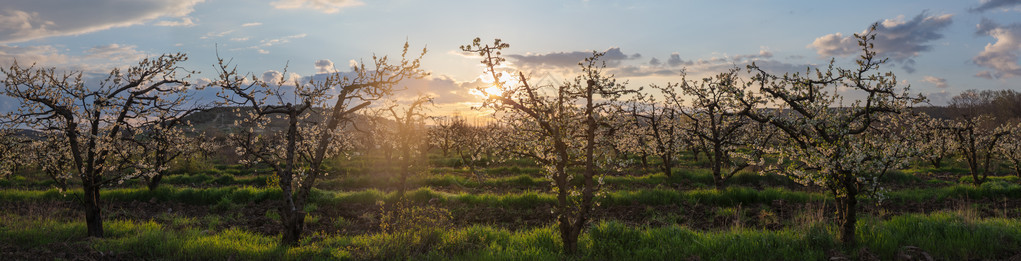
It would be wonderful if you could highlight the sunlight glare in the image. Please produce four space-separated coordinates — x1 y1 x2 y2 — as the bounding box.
470 72 517 98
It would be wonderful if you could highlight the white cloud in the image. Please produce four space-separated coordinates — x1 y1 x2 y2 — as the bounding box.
0 44 69 66
0 0 204 43
259 70 304 87
261 34 306 47
83 43 146 62
809 12 953 73
241 22 262 27
200 29 234 39
155 17 196 27
230 37 249 42
973 19 1021 79
314 59 337 73
270 0 364 14
0 43 150 75
231 34 307 54
394 74 487 105
809 33 857 57
262 70 283 84
922 75 949 88
193 77 212 89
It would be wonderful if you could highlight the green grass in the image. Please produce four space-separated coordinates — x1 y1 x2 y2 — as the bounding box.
8 178 1021 217
0 185 814 210
4 212 1018 260
959 175 1019 184
902 165 970 175
879 170 924 184
320 170 801 193
11 181 1021 211
884 181 1021 203
0 215 85 248
585 221 832 260
604 187 821 207
0 186 281 205
161 173 268 186
858 212 1021 260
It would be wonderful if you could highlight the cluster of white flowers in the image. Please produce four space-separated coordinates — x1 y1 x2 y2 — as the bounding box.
998 123 1021 176
721 27 925 241
463 40 630 233
1 53 194 192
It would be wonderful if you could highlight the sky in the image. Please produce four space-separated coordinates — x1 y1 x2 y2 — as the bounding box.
1 0 1020 117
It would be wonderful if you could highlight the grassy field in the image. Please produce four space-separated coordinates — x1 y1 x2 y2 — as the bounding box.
3 155 1021 260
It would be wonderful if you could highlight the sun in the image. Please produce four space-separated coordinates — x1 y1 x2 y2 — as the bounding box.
470 85 502 98
469 72 518 98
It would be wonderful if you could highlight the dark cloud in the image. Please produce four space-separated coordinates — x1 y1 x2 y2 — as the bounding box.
612 55 809 78
667 53 689 67
972 19 1021 78
733 49 773 60
506 47 640 69
976 18 999 36
648 57 661 66
809 12 953 73
0 0 204 43
613 66 677 77
970 0 1021 12
900 61 923 74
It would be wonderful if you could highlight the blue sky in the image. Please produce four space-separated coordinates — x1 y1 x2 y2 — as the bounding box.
1 0 1020 115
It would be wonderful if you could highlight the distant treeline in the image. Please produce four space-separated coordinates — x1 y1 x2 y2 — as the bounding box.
915 89 1021 121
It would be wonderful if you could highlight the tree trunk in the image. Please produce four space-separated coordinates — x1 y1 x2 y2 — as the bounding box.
146 174 164 191
930 158 942 169
280 110 302 246
281 208 305 245
84 183 104 238
661 155 672 178
712 144 724 189
561 226 579 254
562 79 599 255
971 169 984 186
552 135 574 254
555 164 574 254
397 136 412 197
639 152 649 172
839 191 857 246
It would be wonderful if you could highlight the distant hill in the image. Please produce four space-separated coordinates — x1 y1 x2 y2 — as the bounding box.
8 129 44 140
181 106 386 133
